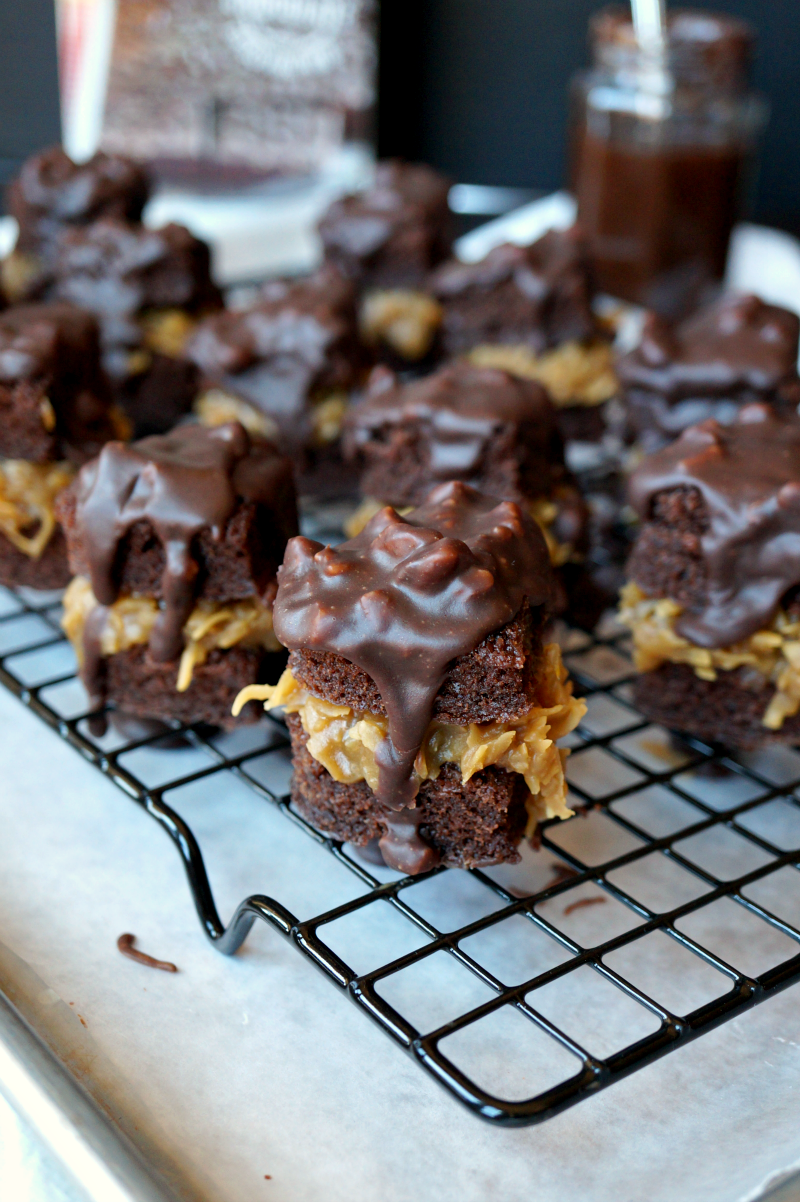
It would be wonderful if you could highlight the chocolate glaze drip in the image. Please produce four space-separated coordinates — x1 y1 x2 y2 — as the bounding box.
70 421 282 705
187 265 360 455
629 404 800 648
273 481 553 873
429 227 598 354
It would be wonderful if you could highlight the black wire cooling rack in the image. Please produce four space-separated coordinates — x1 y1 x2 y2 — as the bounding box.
2 580 800 1127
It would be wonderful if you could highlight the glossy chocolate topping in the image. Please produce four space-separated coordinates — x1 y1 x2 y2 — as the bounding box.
618 294 800 402
629 404 800 648
187 266 359 448
9 147 150 256
53 219 220 353
72 422 283 667
345 361 561 487
273 481 553 871
429 227 598 353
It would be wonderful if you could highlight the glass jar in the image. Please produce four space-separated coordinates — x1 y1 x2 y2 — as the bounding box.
571 6 767 314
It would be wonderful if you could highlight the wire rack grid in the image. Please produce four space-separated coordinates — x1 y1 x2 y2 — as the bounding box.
1 581 800 1128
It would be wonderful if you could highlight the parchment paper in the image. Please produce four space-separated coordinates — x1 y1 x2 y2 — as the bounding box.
1 680 800 1202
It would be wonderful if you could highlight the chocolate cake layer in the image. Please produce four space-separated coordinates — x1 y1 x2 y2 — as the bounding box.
429 227 598 356
289 600 540 727
633 661 800 750
627 405 800 648
318 160 452 289
288 714 529 868
0 525 70 590
618 294 800 450
104 643 272 729
0 304 118 463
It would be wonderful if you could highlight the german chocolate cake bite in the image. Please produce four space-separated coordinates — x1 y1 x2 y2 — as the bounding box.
235 481 585 874
617 293 800 453
0 303 124 589
620 405 800 748
429 227 618 442
318 161 452 364
188 265 363 496
4 145 150 302
51 219 222 437
58 421 297 729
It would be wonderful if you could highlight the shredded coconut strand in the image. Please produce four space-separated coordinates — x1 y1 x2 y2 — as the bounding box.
618 581 800 730
233 643 586 833
467 340 618 407
62 576 280 693
0 459 74 558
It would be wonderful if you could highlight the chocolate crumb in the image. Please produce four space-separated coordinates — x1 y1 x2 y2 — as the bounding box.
117 933 178 973
563 895 606 916
550 862 579 882
78 1015 87 1027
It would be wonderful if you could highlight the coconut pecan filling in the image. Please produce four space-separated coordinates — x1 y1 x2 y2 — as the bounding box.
0 459 75 558
619 582 800 730
62 576 280 692
467 340 618 407
234 642 585 834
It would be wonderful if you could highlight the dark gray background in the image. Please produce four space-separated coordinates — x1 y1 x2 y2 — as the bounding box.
1 1 797 233
378 0 800 233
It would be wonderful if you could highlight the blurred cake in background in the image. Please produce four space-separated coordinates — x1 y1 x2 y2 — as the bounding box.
617 292 800 454
319 161 452 366
189 264 363 497
429 227 618 445
0 303 126 589
51 218 222 437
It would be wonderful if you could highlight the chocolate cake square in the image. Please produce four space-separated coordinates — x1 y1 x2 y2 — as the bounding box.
318 161 452 291
51 219 222 436
188 265 363 497
620 405 800 748
428 228 618 442
235 482 585 873
58 421 298 729
3 146 149 304
0 304 125 590
617 293 800 453
318 161 452 366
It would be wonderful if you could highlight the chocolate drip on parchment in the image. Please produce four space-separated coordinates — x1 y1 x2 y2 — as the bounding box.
71 421 273 709
273 481 553 873
629 404 800 648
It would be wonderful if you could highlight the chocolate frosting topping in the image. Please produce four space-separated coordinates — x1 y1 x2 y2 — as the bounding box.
618 294 800 402
273 481 553 871
629 404 800 648
345 361 561 491
72 422 284 666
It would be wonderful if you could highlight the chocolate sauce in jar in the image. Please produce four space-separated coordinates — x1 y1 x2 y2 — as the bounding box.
571 7 765 314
